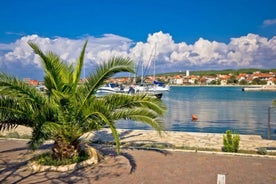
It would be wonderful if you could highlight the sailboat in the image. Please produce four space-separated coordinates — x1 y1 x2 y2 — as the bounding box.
147 44 170 93
149 80 170 92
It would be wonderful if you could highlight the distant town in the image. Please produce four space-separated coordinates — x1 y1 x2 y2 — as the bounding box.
23 69 276 88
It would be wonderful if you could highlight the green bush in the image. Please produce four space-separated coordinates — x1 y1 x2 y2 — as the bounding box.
222 130 240 152
257 147 267 155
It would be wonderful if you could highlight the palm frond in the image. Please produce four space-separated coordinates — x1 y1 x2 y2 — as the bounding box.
81 57 135 106
113 106 164 132
104 93 166 115
0 73 45 103
28 42 74 94
72 41 88 91
29 123 50 150
0 97 34 129
92 111 121 153
0 73 49 130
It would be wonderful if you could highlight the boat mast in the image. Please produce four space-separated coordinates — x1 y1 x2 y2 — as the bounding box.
141 60 144 84
153 43 157 82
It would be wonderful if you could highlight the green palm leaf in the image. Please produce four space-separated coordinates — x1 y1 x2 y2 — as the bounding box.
72 40 87 91
81 57 135 105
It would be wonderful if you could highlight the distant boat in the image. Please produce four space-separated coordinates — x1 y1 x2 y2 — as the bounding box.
242 85 276 91
97 83 163 99
97 83 120 94
148 80 170 92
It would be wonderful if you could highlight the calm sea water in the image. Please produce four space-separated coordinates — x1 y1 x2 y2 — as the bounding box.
117 86 276 139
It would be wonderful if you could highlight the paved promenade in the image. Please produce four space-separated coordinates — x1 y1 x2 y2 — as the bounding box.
84 128 276 152
2 126 276 152
1 139 276 184
1 126 276 183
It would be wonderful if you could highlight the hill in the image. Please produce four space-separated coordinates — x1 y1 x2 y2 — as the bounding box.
155 68 276 77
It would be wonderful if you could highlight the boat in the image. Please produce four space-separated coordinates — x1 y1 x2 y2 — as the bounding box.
242 85 276 91
147 44 170 93
126 84 163 99
97 83 122 94
152 92 163 99
97 83 163 99
148 80 170 92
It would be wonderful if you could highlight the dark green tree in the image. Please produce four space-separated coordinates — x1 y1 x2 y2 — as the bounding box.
239 79 248 85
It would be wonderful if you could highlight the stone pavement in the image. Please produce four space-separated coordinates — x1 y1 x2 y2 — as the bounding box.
83 128 276 152
1 139 276 184
2 126 276 152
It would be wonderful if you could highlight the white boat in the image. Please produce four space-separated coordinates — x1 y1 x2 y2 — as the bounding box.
97 83 121 93
148 81 170 92
97 84 163 99
242 85 276 91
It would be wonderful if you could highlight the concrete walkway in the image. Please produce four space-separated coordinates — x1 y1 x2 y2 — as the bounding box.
84 128 276 153
2 126 276 153
1 139 276 184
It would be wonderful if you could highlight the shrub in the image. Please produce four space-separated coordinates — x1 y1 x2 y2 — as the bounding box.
222 130 240 152
257 147 267 155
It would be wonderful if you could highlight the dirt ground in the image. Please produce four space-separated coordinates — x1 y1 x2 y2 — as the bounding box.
0 139 275 184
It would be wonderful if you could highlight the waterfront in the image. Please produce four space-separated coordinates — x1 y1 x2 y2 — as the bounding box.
117 86 276 139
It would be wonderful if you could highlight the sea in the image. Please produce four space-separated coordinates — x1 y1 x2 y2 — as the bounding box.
117 86 276 140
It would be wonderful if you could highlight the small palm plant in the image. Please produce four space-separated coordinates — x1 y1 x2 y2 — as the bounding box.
222 130 240 152
0 41 166 162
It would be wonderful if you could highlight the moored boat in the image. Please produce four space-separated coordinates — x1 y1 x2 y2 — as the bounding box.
242 85 276 91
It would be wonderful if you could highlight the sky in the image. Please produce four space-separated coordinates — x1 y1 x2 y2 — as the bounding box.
0 0 276 80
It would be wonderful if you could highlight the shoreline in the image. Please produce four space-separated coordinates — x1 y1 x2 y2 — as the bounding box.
85 128 276 153
171 84 276 88
2 126 275 154
170 84 276 91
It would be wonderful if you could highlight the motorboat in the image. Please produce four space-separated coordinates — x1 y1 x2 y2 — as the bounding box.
97 83 120 93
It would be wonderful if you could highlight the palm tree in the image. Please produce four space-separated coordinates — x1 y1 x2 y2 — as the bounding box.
0 41 166 161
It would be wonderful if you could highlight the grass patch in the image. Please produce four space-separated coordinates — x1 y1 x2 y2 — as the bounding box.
35 152 90 166
0 132 31 139
121 142 175 149
175 146 218 152
238 149 258 154
267 152 276 156
92 141 275 156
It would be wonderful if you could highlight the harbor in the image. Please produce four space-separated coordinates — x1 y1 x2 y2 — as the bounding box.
117 86 276 140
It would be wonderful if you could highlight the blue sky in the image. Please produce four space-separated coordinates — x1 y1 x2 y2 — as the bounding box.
0 0 276 80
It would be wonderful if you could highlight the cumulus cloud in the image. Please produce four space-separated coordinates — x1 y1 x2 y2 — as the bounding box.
0 31 276 80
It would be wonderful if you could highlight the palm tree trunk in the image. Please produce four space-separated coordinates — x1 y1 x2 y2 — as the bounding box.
52 136 79 160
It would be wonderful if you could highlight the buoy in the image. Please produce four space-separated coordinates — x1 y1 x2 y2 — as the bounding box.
192 114 198 121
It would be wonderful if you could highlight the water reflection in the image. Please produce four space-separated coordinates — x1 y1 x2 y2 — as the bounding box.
117 87 276 139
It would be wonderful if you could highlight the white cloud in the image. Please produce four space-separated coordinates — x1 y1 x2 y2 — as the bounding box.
263 19 276 26
0 32 276 80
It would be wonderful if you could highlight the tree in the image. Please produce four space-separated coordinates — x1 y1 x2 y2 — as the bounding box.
0 41 166 161
239 79 248 85
252 78 267 85
227 75 238 84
